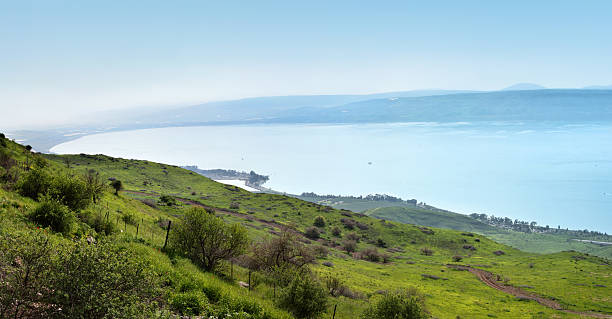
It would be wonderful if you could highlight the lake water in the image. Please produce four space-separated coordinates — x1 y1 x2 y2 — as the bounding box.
51 122 612 233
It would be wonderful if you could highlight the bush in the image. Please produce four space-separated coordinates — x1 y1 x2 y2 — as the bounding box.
229 202 240 209
170 291 210 315
313 216 326 227
159 194 177 206
343 240 357 253
346 232 360 242
361 288 429 319
420 248 434 256
17 168 53 199
452 255 463 262
304 226 320 239
122 212 138 226
30 196 75 234
110 179 123 195
48 174 91 211
0 232 159 319
170 207 249 272
279 270 328 319
79 209 117 235
331 226 342 237
376 238 387 248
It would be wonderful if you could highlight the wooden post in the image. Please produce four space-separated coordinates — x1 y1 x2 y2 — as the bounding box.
332 304 337 319
230 260 234 280
136 223 139 236
248 271 251 291
124 219 127 232
163 220 171 250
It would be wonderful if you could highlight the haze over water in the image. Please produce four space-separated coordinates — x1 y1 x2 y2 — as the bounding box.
51 123 612 233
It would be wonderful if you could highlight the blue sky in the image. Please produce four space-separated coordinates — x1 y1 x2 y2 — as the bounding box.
1 1 612 128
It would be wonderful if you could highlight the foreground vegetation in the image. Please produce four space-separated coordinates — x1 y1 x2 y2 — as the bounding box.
1 135 610 318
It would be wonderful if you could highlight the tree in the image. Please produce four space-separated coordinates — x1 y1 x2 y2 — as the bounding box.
110 180 123 195
361 288 429 319
279 269 328 319
84 169 105 204
250 230 315 271
171 207 249 272
29 195 75 234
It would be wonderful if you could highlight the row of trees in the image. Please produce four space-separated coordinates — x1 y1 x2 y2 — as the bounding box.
469 213 610 239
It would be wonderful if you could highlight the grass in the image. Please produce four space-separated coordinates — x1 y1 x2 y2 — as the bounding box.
365 206 612 259
0 141 609 318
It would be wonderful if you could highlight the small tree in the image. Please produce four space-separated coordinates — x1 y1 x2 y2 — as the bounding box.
84 169 105 204
110 180 123 195
159 194 177 206
313 216 326 227
279 269 328 319
171 207 249 272
361 288 429 319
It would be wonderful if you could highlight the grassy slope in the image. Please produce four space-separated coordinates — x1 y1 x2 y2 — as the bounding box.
365 206 612 259
33 152 612 319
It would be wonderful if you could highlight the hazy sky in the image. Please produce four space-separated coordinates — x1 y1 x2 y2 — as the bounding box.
2 1 612 129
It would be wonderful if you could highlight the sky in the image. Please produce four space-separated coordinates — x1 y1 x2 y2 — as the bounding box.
1 0 612 129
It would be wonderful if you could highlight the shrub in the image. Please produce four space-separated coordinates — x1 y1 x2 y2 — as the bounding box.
0 232 159 319
170 291 210 315
249 230 315 275
17 168 53 199
359 248 383 262
279 270 328 319
122 212 138 226
452 255 463 262
361 288 429 319
340 218 356 230
420 248 434 256
313 216 326 227
229 202 240 209
343 240 357 253
313 245 329 258
331 226 342 237
48 174 91 211
159 194 177 206
376 238 387 248
346 232 360 242
170 207 249 271
78 209 117 235
30 196 75 234
304 226 320 239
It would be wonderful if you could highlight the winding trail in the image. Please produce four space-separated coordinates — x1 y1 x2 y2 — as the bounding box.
447 264 612 318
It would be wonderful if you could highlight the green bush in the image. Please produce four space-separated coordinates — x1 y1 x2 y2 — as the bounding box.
313 216 326 227
17 168 53 199
79 209 117 235
30 196 75 234
159 194 177 206
331 226 342 237
170 291 210 315
48 174 91 211
304 226 320 239
361 288 429 319
279 270 328 319
170 207 249 272
0 231 159 319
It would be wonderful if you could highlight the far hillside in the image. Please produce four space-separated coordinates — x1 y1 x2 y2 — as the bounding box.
365 206 612 259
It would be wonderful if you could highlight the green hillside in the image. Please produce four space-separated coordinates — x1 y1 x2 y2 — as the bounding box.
365 206 612 259
1 136 611 318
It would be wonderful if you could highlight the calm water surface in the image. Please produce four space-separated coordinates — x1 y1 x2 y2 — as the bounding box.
51 123 612 232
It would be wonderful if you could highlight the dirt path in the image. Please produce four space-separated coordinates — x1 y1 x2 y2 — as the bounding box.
447 264 612 318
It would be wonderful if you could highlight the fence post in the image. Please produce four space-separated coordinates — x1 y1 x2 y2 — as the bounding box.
163 220 171 250
136 223 139 236
248 270 251 291
332 304 337 319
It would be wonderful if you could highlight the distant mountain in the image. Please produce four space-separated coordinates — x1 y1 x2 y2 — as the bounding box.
502 83 546 91
130 90 475 125
583 85 612 90
276 89 612 123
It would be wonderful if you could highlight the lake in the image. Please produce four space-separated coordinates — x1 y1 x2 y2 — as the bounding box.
50 122 612 233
